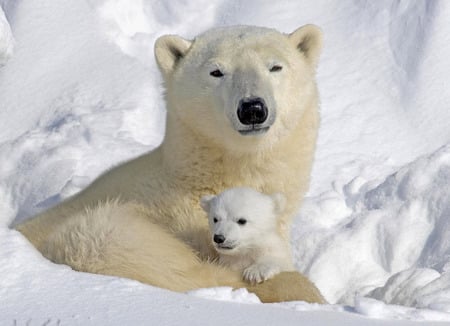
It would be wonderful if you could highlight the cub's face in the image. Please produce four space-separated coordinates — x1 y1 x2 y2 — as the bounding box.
155 25 322 152
200 187 285 255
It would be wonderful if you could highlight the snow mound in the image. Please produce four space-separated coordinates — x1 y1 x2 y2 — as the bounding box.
90 0 216 66
0 1 165 223
370 268 450 312
187 287 261 304
294 144 450 310
0 5 13 65
352 296 450 322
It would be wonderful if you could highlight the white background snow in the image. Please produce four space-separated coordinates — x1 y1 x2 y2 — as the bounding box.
1 0 450 325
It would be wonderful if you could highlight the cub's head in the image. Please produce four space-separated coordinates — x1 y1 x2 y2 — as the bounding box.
155 25 322 152
200 187 286 255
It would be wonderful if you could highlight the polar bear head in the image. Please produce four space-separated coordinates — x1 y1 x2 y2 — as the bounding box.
155 25 322 152
200 187 286 255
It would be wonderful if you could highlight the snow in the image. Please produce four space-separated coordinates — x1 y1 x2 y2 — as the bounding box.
0 4 13 65
1 0 450 324
293 144 450 308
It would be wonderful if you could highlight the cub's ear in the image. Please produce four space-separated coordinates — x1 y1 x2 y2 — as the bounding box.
154 34 192 78
200 194 216 213
271 193 286 215
288 24 323 68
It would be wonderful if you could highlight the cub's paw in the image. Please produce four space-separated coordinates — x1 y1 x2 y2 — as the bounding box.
243 262 281 284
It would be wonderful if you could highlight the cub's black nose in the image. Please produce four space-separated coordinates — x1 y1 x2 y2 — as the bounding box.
213 234 225 244
237 97 268 125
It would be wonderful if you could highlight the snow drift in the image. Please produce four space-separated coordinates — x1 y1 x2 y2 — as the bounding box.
294 144 450 310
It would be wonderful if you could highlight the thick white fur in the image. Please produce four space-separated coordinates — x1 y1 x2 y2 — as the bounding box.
201 187 293 284
15 25 324 303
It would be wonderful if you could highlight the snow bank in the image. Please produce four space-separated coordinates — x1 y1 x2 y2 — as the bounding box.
294 144 450 310
0 0 165 224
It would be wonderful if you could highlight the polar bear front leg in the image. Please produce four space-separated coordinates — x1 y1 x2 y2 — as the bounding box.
243 260 282 284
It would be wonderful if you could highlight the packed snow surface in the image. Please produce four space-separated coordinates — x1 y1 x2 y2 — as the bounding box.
1 0 450 325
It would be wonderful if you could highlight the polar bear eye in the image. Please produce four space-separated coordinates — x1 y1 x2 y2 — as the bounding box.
213 217 218 223
237 218 247 225
269 65 283 72
210 69 224 78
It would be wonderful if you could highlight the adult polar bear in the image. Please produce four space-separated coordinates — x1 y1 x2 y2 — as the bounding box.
16 24 324 303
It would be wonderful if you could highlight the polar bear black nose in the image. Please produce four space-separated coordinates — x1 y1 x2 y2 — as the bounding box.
213 234 226 244
237 97 268 125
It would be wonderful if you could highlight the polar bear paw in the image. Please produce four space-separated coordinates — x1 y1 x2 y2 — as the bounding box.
243 262 281 284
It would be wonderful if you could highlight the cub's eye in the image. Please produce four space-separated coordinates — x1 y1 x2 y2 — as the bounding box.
213 217 218 223
237 218 247 225
269 65 283 72
210 69 224 78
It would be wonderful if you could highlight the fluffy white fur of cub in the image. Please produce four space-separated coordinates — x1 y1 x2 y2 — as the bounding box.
201 187 294 284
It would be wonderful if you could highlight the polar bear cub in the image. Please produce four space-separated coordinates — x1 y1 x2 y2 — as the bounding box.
200 187 294 284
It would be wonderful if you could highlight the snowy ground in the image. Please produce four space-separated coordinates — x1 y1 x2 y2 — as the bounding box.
1 0 450 325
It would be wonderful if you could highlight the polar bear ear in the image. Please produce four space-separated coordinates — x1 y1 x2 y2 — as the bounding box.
271 193 286 215
200 194 216 213
154 34 193 78
288 24 323 68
